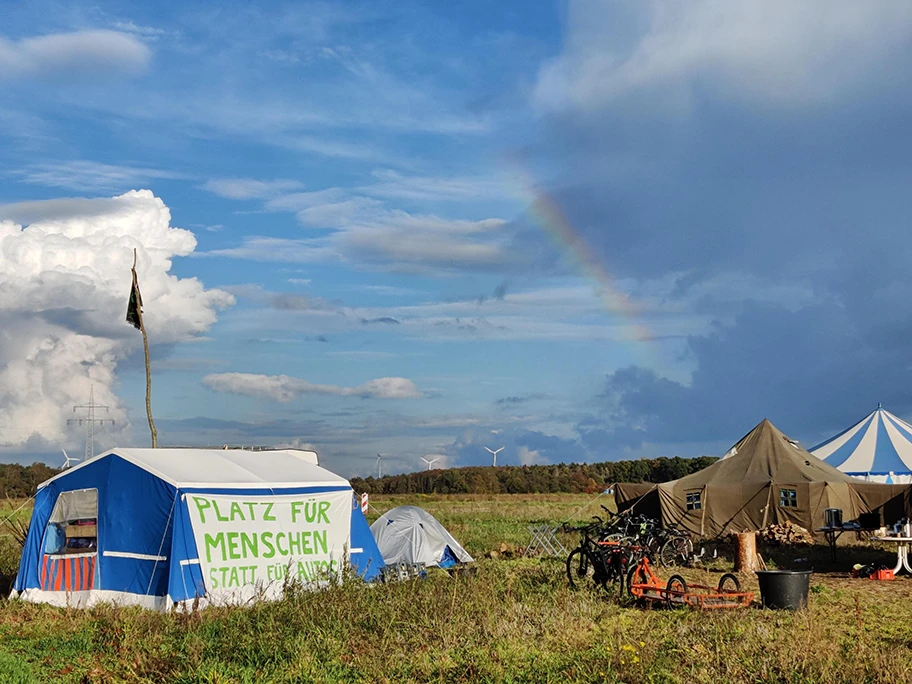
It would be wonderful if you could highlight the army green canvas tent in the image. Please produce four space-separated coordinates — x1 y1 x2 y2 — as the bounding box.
615 419 909 537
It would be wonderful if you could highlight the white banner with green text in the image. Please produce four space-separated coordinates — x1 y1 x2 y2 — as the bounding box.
185 490 352 603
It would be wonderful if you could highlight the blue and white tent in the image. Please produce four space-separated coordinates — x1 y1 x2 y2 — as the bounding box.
13 447 384 610
811 405 912 484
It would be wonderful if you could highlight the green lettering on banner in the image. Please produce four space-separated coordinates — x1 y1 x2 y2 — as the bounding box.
263 502 276 521
204 533 225 562
229 501 245 522
261 531 275 558
313 530 328 555
275 532 288 556
193 497 212 524
244 502 257 520
317 500 331 524
212 500 230 522
288 531 302 555
296 559 334 580
209 567 220 588
240 532 258 559
304 501 317 523
291 501 303 523
226 531 241 560
301 530 313 554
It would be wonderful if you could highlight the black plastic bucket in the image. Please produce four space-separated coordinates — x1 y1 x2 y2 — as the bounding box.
755 570 811 610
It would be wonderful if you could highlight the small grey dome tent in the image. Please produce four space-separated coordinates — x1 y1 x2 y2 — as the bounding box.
370 506 473 568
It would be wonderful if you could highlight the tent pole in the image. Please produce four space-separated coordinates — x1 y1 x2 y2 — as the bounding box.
761 485 773 528
700 485 706 537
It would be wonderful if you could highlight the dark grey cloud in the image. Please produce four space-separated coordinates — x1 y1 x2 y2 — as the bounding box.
495 393 547 406
527 2 912 452
580 299 912 453
360 317 400 325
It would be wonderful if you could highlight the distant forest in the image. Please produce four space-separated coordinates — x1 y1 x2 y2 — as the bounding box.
0 456 718 499
0 463 60 499
350 456 718 495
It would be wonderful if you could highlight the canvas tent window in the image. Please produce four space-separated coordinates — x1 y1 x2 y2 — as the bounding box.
44 489 98 555
779 488 797 508
686 491 702 510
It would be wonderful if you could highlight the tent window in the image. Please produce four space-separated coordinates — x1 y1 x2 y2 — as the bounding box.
686 491 702 511
44 489 98 555
779 488 797 508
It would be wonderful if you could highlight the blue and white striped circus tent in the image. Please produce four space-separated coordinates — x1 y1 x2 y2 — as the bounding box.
811 405 912 484
13 447 384 610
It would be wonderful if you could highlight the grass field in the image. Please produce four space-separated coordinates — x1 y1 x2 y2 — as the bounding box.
0 494 911 683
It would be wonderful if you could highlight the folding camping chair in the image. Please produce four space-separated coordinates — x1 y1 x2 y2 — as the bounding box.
523 522 568 558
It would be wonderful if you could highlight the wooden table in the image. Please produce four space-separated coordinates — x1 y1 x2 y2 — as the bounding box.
872 536 912 575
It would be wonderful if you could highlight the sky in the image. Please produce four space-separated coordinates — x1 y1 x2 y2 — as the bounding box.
2 1 912 477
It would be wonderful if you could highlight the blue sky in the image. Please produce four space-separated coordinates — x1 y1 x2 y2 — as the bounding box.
2 1 912 476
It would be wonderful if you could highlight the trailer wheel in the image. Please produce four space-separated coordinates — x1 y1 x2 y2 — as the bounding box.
717 573 741 593
665 575 688 609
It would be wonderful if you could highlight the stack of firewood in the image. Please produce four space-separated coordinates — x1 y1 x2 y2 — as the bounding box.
759 522 814 545
486 542 519 559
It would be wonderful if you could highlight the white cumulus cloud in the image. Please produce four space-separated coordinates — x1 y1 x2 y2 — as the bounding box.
0 190 234 450
0 30 151 81
202 372 422 402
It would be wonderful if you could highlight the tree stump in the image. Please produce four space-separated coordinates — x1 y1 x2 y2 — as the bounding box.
734 532 758 572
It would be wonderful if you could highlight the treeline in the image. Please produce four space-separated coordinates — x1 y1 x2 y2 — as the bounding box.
0 463 60 499
350 456 717 495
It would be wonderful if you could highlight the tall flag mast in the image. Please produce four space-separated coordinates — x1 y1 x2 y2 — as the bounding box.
126 248 157 447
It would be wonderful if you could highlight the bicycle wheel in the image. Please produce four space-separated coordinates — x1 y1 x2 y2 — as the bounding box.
665 575 688 609
602 550 628 597
717 573 740 593
659 537 693 567
566 548 594 590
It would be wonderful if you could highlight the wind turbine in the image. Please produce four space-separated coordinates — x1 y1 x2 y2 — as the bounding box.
61 449 80 469
376 453 383 479
421 456 440 471
484 446 504 467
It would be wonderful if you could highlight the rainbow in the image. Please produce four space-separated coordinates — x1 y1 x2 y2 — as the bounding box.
523 190 654 344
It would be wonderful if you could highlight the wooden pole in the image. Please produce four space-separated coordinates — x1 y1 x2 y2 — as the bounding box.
132 250 157 448
734 532 758 572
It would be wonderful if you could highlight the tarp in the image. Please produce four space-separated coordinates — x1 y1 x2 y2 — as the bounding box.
13 448 384 610
370 506 473 568
811 405 912 483
615 419 909 537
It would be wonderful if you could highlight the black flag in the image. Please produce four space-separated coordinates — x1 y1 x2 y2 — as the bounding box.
126 268 143 330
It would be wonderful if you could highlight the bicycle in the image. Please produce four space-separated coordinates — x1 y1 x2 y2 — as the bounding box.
564 520 640 596
612 514 695 567
656 528 695 567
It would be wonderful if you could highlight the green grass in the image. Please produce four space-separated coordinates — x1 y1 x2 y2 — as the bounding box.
366 493 614 554
0 494 911 683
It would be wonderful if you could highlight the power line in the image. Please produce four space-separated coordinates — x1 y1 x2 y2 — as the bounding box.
68 384 114 461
